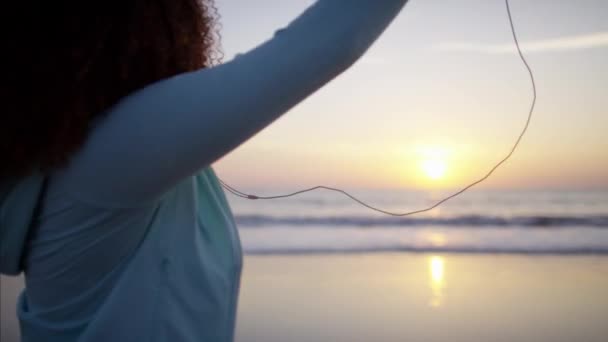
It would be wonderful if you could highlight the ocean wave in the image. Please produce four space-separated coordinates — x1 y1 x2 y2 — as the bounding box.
235 214 608 228
243 245 608 255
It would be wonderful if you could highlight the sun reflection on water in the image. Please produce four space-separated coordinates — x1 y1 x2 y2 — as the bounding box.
429 256 445 308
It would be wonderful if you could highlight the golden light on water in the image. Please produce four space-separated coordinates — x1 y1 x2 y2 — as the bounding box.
428 233 447 247
430 256 444 283
429 256 445 308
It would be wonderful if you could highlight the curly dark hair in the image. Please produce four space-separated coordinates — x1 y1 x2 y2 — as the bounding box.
2 0 220 179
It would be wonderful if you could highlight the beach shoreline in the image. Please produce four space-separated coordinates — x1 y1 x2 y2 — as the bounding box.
3 252 608 342
235 252 608 342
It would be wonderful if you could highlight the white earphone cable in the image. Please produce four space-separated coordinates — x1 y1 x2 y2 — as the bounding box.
219 0 536 217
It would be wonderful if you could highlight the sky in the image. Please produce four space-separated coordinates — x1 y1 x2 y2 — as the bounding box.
212 0 608 191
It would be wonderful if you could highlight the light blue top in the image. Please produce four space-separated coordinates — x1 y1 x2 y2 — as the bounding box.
0 1 408 341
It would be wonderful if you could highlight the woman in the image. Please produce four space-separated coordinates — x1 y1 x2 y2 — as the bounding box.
1 0 408 341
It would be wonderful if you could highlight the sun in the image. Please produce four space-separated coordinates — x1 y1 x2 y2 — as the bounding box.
411 145 451 184
421 158 447 180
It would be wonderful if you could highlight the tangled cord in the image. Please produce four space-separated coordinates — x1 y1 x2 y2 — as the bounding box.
219 0 536 217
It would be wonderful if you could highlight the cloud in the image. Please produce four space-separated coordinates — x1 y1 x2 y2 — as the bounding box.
433 32 608 54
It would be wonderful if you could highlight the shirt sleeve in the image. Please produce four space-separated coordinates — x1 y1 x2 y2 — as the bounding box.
56 0 409 207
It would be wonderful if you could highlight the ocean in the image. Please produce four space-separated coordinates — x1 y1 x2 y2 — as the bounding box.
3 189 608 342
228 189 608 255
229 189 608 341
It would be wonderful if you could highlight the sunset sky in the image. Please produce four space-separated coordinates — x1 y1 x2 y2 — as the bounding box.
212 0 608 191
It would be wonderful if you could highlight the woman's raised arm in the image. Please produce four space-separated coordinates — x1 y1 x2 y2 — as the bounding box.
58 0 409 207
